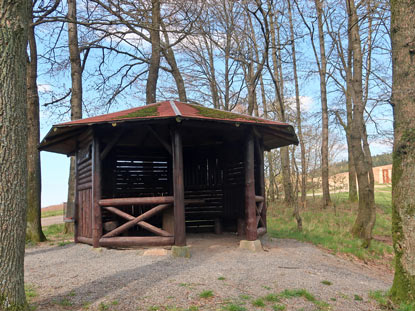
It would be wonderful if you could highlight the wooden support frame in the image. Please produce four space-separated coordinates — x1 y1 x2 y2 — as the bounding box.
74 141 79 243
172 127 186 246
102 203 171 238
99 196 174 206
244 128 257 241
99 236 174 247
100 129 124 160
256 136 267 233
148 125 172 155
92 135 103 248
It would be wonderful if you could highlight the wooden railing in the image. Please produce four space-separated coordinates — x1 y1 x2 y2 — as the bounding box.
94 196 205 247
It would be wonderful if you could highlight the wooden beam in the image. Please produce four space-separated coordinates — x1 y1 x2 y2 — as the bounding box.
102 203 171 238
255 196 264 202
77 236 93 245
103 206 172 237
148 125 172 155
99 236 174 248
244 128 257 241
99 196 174 206
100 129 124 160
172 127 186 246
74 142 79 243
92 135 103 248
257 138 267 232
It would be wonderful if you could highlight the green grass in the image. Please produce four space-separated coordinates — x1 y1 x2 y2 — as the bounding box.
218 276 226 281
272 305 286 311
251 298 265 307
267 190 393 264
321 280 332 286
264 294 280 302
354 294 363 301
199 290 214 299
369 290 388 307
41 209 64 218
42 223 73 241
25 284 38 302
222 304 247 311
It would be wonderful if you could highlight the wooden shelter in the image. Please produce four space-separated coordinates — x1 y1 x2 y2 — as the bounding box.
40 101 298 248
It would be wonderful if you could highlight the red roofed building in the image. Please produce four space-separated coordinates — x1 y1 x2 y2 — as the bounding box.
40 101 298 251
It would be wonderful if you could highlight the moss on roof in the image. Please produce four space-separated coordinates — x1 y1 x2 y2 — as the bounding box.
117 104 160 119
191 104 265 123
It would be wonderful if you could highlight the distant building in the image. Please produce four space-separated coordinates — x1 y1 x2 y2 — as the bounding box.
373 164 392 184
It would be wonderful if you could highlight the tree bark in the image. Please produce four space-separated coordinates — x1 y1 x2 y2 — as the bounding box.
288 0 307 208
26 6 46 243
160 23 187 102
268 7 293 205
347 0 376 246
66 0 83 234
0 0 29 308
146 0 161 104
390 0 415 303
314 0 332 208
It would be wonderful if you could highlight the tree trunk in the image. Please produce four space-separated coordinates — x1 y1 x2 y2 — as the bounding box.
390 0 415 303
314 0 332 208
288 0 307 208
347 136 358 202
146 0 161 104
347 0 376 246
268 7 293 205
0 0 29 308
160 23 187 102
26 8 46 243
66 0 83 234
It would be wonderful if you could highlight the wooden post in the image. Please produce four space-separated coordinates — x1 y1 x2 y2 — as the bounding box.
257 137 267 231
74 142 79 243
172 127 186 246
92 134 103 248
245 128 257 241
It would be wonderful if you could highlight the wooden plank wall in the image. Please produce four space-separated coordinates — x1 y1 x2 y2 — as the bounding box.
76 132 93 239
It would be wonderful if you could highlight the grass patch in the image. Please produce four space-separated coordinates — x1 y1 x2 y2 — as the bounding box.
278 289 329 310
399 302 415 311
267 191 393 264
42 223 73 242
199 290 214 299
117 104 160 119
41 209 64 218
251 298 265 307
321 280 332 286
272 305 286 311
354 294 363 301
25 284 38 302
369 290 388 308
239 294 251 300
218 276 226 281
264 293 280 302
222 304 247 311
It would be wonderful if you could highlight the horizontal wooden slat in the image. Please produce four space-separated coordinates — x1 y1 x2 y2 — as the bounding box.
99 236 174 247
99 196 174 206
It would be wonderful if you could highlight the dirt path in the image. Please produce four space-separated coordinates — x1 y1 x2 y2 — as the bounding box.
25 234 392 311
41 215 64 227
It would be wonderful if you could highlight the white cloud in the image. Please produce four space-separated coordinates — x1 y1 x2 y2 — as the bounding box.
38 84 52 92
286 96 314 112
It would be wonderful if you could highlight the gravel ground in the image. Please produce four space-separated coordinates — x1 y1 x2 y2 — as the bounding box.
25 234 392 311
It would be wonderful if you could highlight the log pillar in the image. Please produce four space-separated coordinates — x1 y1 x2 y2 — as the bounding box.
74 142 79 243
257 137 267 231
172 127 186 246
244 128 257 241
92 134 103 248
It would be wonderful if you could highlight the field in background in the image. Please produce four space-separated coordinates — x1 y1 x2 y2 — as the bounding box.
41 203 64 218
267 187 393 267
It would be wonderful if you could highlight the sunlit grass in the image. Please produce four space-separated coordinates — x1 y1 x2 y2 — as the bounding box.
267 188 393 263
41 209 64 218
